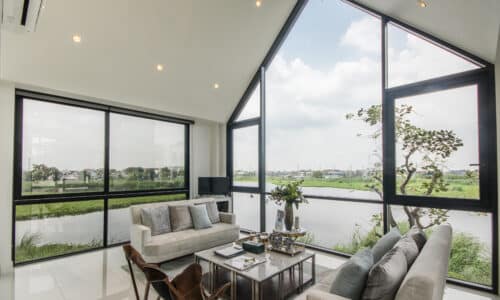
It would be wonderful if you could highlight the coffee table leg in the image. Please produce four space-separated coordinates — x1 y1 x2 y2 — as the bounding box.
251 280 260 300
231 271 237 300
298 262 304 292
278 272 284 300
312 255 316 285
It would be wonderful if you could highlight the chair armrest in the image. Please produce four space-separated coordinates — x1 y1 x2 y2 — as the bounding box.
219 212 236 224
130 224 152 252
306 290 350 300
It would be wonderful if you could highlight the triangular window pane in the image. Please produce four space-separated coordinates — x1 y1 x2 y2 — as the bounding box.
388 23 479 87
236 83 260 121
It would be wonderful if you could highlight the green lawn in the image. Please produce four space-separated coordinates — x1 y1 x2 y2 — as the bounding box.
235 175 479 199
15 234 102 263
16 194 186 221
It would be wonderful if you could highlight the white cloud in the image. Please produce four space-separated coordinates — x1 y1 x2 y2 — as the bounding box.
239 16 480 172
341 17 381 53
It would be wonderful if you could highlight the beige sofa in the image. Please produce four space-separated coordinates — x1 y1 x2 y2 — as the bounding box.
130 198 240 263
303 224 452 300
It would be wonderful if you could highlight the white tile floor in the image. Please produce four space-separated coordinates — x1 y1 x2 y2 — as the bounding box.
0 246 498 300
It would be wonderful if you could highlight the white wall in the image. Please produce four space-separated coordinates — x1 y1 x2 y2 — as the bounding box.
0 81 15 276
496 25 500 292
0 81 224 275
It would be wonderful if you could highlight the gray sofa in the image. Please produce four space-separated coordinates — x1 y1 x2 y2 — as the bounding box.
130 198 240 263
303 224 452 300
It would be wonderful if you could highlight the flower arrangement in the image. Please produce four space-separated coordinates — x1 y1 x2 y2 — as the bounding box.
268 180 307 231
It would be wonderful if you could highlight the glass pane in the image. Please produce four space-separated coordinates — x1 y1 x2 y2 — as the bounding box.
108 194 187 244
235 83 260 121
390 205 492 286
110 114 186 191
22 99 105 196
266 0 382 200
15 200 104 263
266 197 382 254
232 192 260 232
388 23 479 87
233 126 258 187
395 85 479 199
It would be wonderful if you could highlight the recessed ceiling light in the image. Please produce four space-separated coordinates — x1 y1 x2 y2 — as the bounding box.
214 83 220 89
256 0 262 7
72 34 82 43
417 0 427 8
156 64 164 71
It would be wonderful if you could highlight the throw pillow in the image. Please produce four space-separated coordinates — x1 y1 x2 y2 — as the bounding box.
189 205 212 229
372 227 401 262
140 206 171 236
362 247 408 300
169 205 194 232
330 248 374 300
394 236 419 267
405 226 427 251
205 201 221 223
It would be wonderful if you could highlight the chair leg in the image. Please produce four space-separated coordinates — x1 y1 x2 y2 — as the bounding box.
144 282 150 300
127 259 140 300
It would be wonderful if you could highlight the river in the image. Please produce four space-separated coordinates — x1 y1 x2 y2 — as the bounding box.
15 186 492 252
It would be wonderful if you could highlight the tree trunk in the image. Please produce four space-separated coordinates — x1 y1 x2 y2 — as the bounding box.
285 202 294 231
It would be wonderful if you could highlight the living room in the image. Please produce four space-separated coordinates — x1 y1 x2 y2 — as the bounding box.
0 0 499 299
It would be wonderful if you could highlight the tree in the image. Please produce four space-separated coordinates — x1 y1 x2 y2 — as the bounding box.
312 170 324 178
31 164 50 182
48 167 62 185
346 104 463 229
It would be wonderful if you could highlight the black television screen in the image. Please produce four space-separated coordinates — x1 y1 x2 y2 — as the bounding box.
198 177 230 195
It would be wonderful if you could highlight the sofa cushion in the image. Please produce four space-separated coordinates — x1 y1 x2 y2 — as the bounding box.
330 248 374 300
405 226 427 251
395 224 452 300
189 205 212 229
143 223 240 259
372 227 401 262
362 247 408 300
169 205 194 232
140 206 171 236
394 236 419 267
205 201 221 223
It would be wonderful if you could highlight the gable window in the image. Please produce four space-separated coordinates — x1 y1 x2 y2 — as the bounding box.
227 0 497 293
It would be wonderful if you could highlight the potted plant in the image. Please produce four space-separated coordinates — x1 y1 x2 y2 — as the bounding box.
268 180 307 231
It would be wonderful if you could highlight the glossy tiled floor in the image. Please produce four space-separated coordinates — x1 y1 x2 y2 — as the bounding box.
0 246 498 300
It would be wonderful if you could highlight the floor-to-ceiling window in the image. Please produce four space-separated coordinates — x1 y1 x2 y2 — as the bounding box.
227 0 497 293
13 91 190 264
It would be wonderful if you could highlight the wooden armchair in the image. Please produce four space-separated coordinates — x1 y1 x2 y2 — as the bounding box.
123 244 230 300
143 263 231 300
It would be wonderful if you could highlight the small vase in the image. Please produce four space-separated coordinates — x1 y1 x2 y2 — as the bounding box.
285 202 294 231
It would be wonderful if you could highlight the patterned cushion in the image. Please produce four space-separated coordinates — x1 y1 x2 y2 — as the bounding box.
406 226 427 251
205 201 221 224
189 205 213 229
372 227 401 262
362 247 408 300
140 206 171 236
394 236 419 267
169 205 194 232
330 248 374 300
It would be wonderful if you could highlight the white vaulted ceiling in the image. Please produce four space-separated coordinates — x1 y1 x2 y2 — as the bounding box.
0 0 296 122
1 0 498 123
352 0 500 63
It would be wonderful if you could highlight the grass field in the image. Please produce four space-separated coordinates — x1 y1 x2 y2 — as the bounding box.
234 175 479 199
22 178 185 196
16 193 187 221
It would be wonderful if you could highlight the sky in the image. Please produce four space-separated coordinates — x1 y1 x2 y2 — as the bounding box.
235 0 480 172
22 100 185 171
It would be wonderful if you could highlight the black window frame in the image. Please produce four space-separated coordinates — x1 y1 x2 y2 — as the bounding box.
12 89 193 265
227 0 498 294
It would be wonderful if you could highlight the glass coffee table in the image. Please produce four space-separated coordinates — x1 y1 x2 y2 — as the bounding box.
195 244 315 300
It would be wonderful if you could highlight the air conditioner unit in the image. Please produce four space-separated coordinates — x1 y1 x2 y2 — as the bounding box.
2 0 45 32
